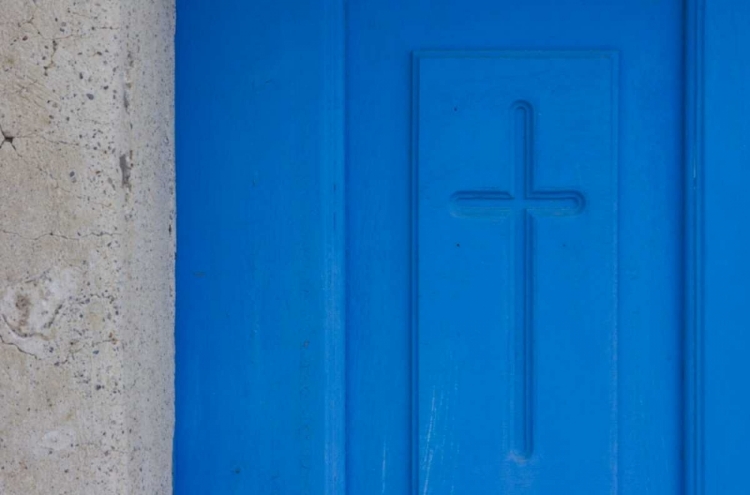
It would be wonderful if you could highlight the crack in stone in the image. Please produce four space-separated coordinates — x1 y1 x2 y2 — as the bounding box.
0 228 120 242
0 331 41 360
1 312 56 341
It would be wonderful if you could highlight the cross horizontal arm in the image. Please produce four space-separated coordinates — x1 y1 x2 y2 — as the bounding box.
450 189 585 218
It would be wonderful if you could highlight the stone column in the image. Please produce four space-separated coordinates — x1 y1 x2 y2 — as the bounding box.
0 0 174 493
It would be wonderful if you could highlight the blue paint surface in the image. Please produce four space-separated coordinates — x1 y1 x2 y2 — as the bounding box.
175 1 341 493
173 0 740 493
703 0 750 492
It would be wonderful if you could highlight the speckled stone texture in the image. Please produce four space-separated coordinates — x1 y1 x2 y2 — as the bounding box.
0 0 175 493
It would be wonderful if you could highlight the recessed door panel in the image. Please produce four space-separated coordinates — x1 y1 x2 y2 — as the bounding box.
415 52 617 493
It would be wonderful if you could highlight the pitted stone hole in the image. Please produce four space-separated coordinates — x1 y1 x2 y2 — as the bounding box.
0 128 15 150
119 151 133 189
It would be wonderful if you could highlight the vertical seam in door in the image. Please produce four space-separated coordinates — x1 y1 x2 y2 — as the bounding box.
684 0 706 494
410 51 422 495
323 0 347 493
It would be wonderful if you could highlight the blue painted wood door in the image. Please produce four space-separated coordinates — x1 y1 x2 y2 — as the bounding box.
176 0 750 493
347 4 679 494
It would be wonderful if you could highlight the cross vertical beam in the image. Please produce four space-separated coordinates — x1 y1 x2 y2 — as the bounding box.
512 101 535 460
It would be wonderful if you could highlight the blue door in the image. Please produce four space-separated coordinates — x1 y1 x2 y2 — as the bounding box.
347 4 678 493
176 0 750 493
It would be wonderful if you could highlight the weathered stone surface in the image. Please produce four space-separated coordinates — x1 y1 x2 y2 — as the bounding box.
0 0 174 493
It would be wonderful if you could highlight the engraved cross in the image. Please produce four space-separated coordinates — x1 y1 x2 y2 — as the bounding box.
449 101 584 459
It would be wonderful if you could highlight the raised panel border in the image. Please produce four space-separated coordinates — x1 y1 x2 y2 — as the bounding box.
409 49 620 494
